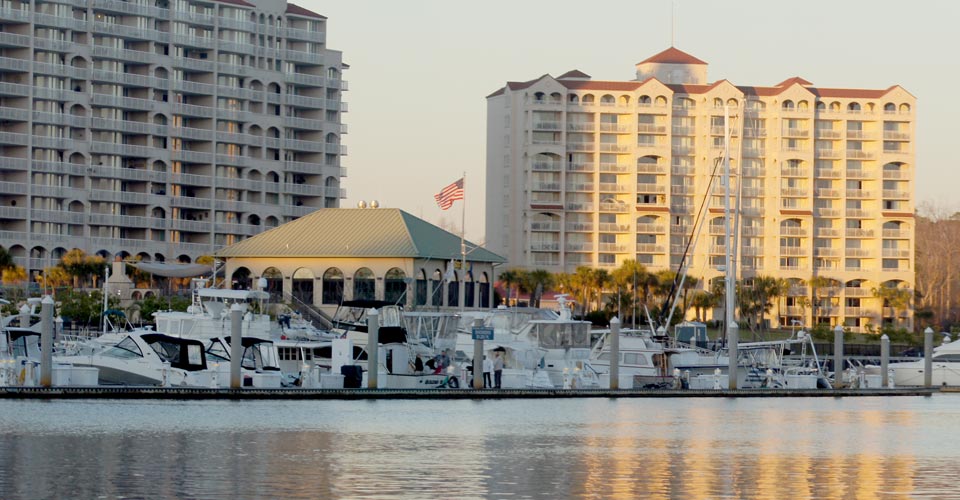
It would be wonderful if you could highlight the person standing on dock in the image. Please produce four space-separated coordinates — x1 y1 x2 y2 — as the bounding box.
493 352 504 389
482 355 493 388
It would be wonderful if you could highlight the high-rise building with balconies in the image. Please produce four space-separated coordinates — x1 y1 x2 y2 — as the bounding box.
0 0 347 274
486 47 916 331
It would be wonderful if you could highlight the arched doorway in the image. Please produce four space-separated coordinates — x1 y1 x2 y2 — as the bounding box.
231 267 251 290
447 271 459 307
479 272 491 308
261 267 283 298
292 268 315 305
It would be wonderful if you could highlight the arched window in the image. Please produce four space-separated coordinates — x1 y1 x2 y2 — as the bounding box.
884 103 896 113
415 269 428 306
384 268 406 304
292 267 315 305
479 272 491 308
322 268 344 304
815 101 826 111
231 267 251 290
847 102 861 112
638 95 651 105
447 270 459 307
899 103 911 114
782 100 795 111
353 267 375 301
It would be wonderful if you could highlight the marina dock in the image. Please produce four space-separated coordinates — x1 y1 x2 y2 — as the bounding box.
0 386 939 400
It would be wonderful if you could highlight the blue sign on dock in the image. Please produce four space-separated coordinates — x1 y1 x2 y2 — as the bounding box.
471 327 494 341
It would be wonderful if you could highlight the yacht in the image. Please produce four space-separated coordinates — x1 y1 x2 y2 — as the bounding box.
884 336 960 386
56 333 211 386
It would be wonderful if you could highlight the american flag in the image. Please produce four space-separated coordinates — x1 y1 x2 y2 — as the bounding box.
434 177 464 210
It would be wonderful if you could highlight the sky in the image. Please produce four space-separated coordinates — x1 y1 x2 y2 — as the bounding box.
305 0 960 242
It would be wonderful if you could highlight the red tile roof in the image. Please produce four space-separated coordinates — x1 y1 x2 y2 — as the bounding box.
637 47 707 66
286 3 326 19
776 76 814 87
557 69 591 79
562 80 643 91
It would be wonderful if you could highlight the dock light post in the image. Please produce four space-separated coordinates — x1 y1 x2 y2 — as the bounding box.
924 327 934 387
880 334 890 388
610 317 620 390
39 295 54 387
472 319 483 390
833 325 844 389
367 309 379 389
230 303 243 389
727 322 738 390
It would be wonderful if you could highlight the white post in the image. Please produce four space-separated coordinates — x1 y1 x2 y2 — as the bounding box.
833 325 844 389
230 303 243 389
39 295 54 387
880 334 890 388
610 317 620 390
727 321 738 390
367 309 379 389
924 327 934 387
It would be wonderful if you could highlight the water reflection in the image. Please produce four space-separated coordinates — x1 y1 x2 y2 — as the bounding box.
0 396 954 499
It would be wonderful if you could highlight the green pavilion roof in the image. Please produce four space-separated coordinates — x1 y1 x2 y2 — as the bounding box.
216 208 505 263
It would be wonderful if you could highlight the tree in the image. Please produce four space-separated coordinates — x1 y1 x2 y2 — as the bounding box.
36 266 71 297
809 275 834 327
498 269 521 306
60 248 106 288
0 245 15 271
611 260 649 325
873 284 912 327
524 269 553 308
1 265 27 285
690 290 718 322
58 290 118 327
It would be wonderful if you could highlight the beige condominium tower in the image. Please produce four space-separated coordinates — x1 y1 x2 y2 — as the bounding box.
0 0 346 275
486 47 915 331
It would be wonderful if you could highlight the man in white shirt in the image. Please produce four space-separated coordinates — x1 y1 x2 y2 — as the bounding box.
482 356 493 388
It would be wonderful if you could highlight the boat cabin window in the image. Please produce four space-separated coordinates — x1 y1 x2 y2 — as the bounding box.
10 335 39 358
242 342 280 370
624 353 648 366
103 337 144 359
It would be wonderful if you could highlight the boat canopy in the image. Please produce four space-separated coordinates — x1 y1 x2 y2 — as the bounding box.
130 262 212 278
197 288 270 301
140 333 207 371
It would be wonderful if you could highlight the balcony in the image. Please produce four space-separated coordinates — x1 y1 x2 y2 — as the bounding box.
741 226 763 237
565 203 595 212
743 128 766 138
565 243 595 252
741 167 765 177
565 162 593 172
815 129 842 139
883 131 911 141
815 149 841 159
566 122 594 132
598 243 628 252
598 223 631 232
779 246 807 257
671 166 695 176
780 168 808 177
781 187 809 197
782 128 810 138
564 183 594 192
530 222 560 232
847 228 873 238
566 141 594 152
671 185 694 195
599 143 631 153
532 161 562 172
742 187 765 198
531 182 561 191
637 124 667 134
846 150 876 160
845 169 874 180
815 227 842 237
636 163 667 174
814 247 842 257
814 188 841 198
599 183 629 193
882 190 910 199
636 244 664 253
635 183 666 194
882 249 911 259
780 226 807 237
530 242 561 252
882 229 911 238
533 121 561 131
814 169 841 179
844 287 871 297
598 202 630 213
882 170 908 180
599 163 630 173
565 222 594 232
600 123 632 133
845 189 874 199
845 209 870 218
845 248 872 258
636 223 665 233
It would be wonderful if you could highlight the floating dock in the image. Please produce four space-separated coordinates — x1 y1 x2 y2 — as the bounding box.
0 386 939 400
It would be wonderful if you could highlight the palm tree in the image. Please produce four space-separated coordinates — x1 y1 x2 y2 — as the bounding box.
809 275 832 327
873 284 912 328
0 245 15 271
690 290 718 322
572 266 594 316
498 269 520 306
525 269 554 308
611 259 648 325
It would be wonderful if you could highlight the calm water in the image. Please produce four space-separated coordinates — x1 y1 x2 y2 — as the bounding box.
0 395 958 499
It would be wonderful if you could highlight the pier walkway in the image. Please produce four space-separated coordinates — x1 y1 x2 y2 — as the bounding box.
0 386 939 400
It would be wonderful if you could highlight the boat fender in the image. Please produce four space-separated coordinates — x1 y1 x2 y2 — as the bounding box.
448 376 459 389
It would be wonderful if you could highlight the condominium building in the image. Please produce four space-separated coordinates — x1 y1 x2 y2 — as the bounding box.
486 47 916 331
0 0 347 274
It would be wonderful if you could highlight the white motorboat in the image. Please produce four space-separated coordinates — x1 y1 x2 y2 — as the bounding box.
56 333 211 386
886 337 960 386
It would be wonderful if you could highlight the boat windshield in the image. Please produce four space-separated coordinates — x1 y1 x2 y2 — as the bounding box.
206 339 230 361
10 334 38 358
242 341 280 371
102 337 143 359
532 323 591 349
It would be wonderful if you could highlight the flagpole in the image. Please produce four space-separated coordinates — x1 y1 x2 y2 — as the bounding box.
460 171 467 313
